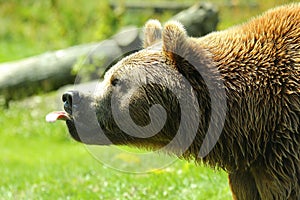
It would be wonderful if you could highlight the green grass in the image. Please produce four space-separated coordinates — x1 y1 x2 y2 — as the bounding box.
0 0 118 62
0 93 231 199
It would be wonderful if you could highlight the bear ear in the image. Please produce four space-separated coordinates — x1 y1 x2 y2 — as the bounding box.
143 19 162 48
162 21 188 63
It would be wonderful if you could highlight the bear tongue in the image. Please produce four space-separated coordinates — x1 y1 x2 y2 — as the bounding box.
46 111 70 123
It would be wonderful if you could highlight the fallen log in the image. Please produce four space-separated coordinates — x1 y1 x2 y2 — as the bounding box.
172 2 219 37
0 41 122 107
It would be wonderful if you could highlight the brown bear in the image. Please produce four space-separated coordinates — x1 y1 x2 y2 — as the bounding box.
47 3 300 200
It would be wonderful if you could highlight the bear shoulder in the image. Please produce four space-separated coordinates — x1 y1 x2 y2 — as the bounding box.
196 3 300 93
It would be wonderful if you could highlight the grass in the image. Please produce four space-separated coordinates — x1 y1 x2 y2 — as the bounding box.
0 93 231 199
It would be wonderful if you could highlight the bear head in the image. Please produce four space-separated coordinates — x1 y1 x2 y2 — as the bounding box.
47 20 226 158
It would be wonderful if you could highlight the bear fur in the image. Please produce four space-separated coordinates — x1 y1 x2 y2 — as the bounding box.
60 4 299 200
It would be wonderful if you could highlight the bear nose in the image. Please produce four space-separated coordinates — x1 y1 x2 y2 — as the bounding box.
62 91 79 115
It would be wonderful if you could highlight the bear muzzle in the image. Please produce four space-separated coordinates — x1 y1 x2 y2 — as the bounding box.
45 90 82 142
46 90 112 145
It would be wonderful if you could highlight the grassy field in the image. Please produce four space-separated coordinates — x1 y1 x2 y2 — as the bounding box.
0 0 295 199
0 93 231 199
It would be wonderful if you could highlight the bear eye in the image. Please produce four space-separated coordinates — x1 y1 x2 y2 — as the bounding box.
111 78 120 86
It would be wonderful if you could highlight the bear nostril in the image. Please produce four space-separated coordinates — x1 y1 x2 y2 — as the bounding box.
62 91 79 114
63 93 72 107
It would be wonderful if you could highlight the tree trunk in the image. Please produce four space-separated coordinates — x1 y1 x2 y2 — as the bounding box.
0 41 122 107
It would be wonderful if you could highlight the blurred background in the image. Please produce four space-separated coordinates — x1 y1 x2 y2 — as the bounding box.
0 0 296 199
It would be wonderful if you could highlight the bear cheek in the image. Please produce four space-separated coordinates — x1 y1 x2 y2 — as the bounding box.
94 94 117 132
128 97 152 127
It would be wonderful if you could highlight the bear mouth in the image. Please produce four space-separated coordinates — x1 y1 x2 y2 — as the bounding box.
46 110 113 145
46 111 82 142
